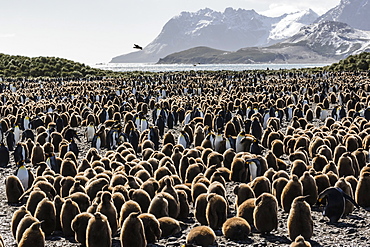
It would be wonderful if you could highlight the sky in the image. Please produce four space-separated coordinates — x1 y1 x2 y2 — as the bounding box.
0 0 340 64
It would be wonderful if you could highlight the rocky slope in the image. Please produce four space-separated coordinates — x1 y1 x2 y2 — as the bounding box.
315 0 370 31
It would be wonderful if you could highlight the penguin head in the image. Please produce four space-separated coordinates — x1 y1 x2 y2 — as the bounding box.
17 160 26 168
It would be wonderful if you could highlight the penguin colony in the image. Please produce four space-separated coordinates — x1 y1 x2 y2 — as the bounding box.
1 70 370 246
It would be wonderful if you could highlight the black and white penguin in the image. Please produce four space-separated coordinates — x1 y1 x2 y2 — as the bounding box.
98 107 109 124
140 117 148 133
15 161 33 191
68 139 79 158
156 115 165 138
167 111 175 129
213 114 224 132
6 128 15 151
0 142 9 167
246 158 262 182
22 129 35 142
106 128 119 150
250 139 262 155
128 128 139 153
22 116 30 130
14 125 21 144
14 143 27 164
251 118 263 141
92 134 102 151
148 126 160 150
46 153 60 173
178 130 190 149
318 187 359 223
86 122 96 142
64 129 81 142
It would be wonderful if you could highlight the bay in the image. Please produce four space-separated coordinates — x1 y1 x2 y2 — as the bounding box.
91 63 330 73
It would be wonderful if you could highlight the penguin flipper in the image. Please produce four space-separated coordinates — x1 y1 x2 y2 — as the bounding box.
342 191 360 208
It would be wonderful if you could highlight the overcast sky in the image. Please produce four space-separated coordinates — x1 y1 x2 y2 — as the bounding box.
0 0 340 64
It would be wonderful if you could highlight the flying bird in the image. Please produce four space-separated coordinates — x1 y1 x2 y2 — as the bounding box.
133 44 143 50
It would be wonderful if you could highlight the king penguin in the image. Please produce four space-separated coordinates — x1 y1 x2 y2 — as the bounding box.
318 187 359 223
251 118 263 141
178 130 190 149
46 153 60 173
6 128 15 151
92 134 102 151
140 117 148 132
14 143 27 164
148 126 160 150
23 116 30 130
86 122 96 142
14 125 21 144
15 160 34 191
68 139 79 158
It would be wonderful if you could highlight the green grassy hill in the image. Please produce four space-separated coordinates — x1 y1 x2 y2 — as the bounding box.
0 53 122 78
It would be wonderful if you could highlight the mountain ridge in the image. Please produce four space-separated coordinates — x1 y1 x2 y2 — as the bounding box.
157 21 370 64
111 8 318 63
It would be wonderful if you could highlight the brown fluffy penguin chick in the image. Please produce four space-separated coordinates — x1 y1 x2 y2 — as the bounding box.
61 198 81 237
148 193 169 219
31 143 45 165
121 212 146 247
314 173 331 195
237 198 256 227
120 200 142 227
222 217 251 241
233 183 255 209
97 191 118 236
129 188 152 213
338 153 355 177
71 212 94 245
287 196 313 241
230 158 247 182
250 176 271 198
290 235 312 247
86 212 112 247
157 216 181 237
299 172 318 206
355 172 370 207
26 189 47 216
138 213 162 244
272 177 289 207
186 225 216 247
34 197 56 236
281 175 303 213
16 214 38 243
206 193 227 230
194 193 208 225
18 221 45 247
177 190 190 219
253 193 278 234
5 175 24 203
11 206 30 239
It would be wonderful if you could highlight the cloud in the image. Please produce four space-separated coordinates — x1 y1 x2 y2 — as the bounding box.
0 33 15 38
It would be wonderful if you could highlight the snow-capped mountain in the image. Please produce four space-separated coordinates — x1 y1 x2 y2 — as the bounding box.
284 21 370 57
111 8 318 63
315 0 370 31
268 9 318 42
157 21 370 64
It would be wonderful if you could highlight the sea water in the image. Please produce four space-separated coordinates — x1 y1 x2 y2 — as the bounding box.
92 63 330 73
